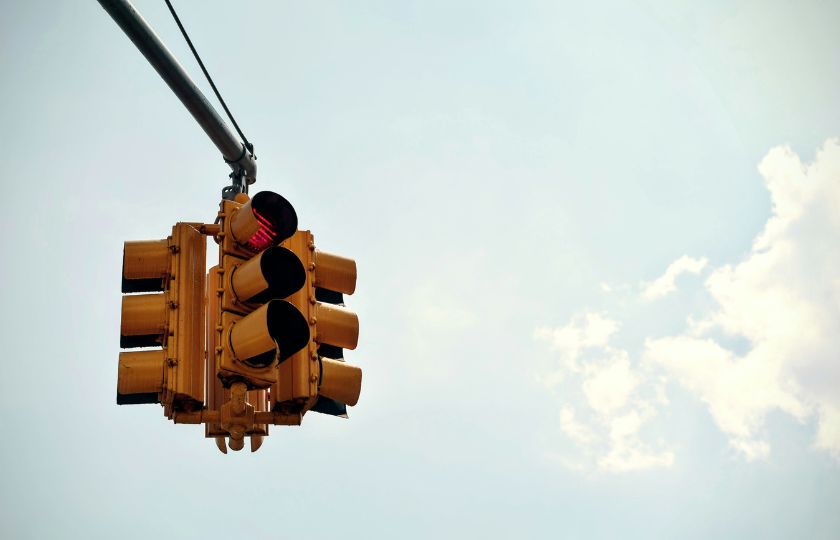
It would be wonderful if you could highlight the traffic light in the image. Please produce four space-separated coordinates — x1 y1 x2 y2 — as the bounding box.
271 230 362 417
213 192 310 390
310 285 357 417
205 265 272 453
118 223 206 414
117 191 363 453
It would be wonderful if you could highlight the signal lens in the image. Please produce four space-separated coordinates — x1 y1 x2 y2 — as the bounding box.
231 191 298 252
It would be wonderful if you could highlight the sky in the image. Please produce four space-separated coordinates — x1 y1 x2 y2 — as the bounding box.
1 0 838 538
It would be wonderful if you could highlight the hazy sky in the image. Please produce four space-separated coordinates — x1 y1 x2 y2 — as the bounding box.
1 0 838 538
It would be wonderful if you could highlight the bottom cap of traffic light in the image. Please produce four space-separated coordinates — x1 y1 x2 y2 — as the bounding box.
227 300 310 367
319 358 362 406
117 350 164 404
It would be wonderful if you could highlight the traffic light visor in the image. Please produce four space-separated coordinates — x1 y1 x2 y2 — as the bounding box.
229 300 310 367
121 293 167 348
231 246 306 304
315 302 359 350
122 240 169 292
117 350 164 404
319 358 362 406
231 191 298 252
314 250 356 295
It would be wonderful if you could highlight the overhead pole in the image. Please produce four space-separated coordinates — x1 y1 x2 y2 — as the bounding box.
97 0 256 196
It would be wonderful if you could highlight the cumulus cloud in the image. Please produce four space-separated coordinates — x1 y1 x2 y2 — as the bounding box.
641 255 708 300
559 406 595 446
536 138 840 468
534 312 620 373
535 313 673 472
599 407 675 472
652 139 840 459
645 335 805 460
815 405 840 460
581 352 639 415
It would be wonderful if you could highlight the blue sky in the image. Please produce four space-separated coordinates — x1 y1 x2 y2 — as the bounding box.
1 0 838 538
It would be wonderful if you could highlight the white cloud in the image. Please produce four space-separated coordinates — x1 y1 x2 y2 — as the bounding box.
535 313 672 473
647 139 840 460
559 406 595 446
598 404 675 472
534 312 620 373
815 405 840 459
581 352 639 415
535 138 840 467
645 335 805 459
728 438 771 461
641 255 708 300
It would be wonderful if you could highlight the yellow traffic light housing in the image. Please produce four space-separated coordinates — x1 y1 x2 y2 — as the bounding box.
271 230 362 416
118 223 206 413
116 191 363 453
205 265 272 453
213 192 311 390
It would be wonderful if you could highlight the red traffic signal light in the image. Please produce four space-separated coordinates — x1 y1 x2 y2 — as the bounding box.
117 191 364 452
214 191 310 389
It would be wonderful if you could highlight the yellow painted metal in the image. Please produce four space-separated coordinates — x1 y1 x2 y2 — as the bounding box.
230 251 269 304
215 198 307 390
271 231 319 410
118 235 171 403
319 358 362 406
229 199 260 247
315 303 359 350
161 223 206 412
122 239 170 293
217 199 255 260
273 345 316 408
216 202 280 387
271 229 362 414
215 437 228 454
314 250 356 295
247 389 269 437
118 350 165 396
118 223 206 412
205 266 228 438
222 246 307 316
218 311 277 388
120 293 167 339
220 381 252 452
123 240 169 279
219 252 252 315
250 435 263 452
229 304 274 360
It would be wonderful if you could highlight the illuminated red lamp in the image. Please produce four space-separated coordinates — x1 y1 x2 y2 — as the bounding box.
231 191 298 252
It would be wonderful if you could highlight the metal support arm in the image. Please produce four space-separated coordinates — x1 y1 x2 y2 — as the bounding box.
98 0 257 189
